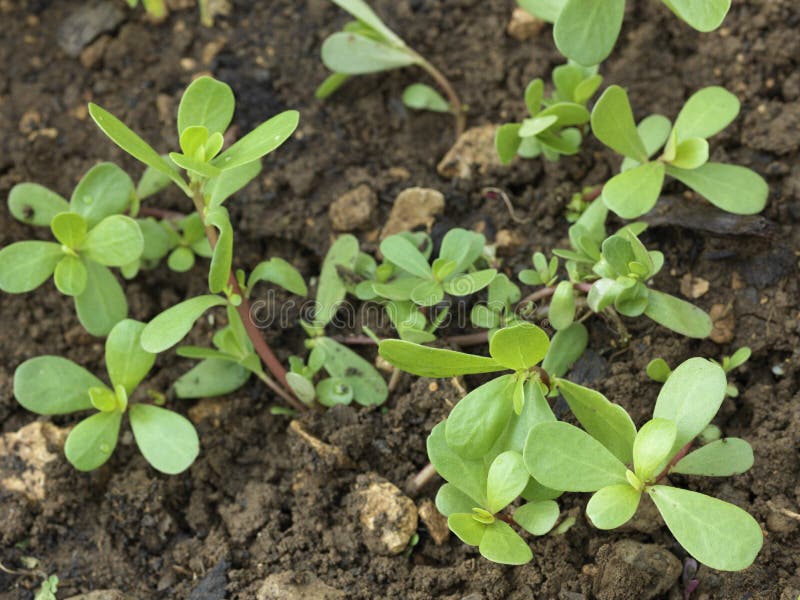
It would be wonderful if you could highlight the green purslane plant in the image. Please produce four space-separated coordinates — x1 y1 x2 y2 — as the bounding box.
496 64 602 164
127 0 217 27
284 234 388 408
518 0 731 66
317 0 465 136
469 274 522 338
1 163 144 335
591 85 768 219
13 319 199 474
525 358 762 571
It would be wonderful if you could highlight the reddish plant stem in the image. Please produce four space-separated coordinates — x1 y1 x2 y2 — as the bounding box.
189 187 305 411
656 441 693 482
519 281 593 306
582 184 604 202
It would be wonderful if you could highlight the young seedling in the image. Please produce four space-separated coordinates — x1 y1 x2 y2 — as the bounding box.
88 75 304 406
317 0 465 136
13 319 199 474
496 64 602 164
469 274 522 339
518 0 731 66
1 163 144 335
127 0 216 26
591 85 768 219
34 575 59 600
648 346 751 398
285 234 389 408
524 358 762 571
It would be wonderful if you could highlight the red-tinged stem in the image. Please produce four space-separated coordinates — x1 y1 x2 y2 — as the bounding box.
189 186 305 412
656 441 693 482
583 184 604 202
415 55 466 139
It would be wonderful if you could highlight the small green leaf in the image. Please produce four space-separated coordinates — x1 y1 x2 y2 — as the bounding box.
671 438 753 476
379 339 503 377
89 104 189 196
169 152 222 178
64 411 122 471
538 102 590 127
428 421 488 507
89 386 118 412
549 280 575 330
644 289 712 339
0 241 62 293
670 137 709 170
315 72 352 99
70 163 135 228
602 161 665 219
479 521 532 565
653 357 727 455
177 76 235 135
442 269 497 297
666 162 768 215
524 78 544 114
211 110 299 170
402 83 450 113
524 421 628 491
74 261 128 336
205 160 262 208
410 279 444 306
496 124 522 164
331 0 405 45
554 0 625 66
174 358 251 398
314 234 359 327
439 228 485 272
487 451 528 514
519 115 559 137
380 235 432 278
622 114 672 171
673 86 739 141
141 295 227 353
314 337 388 406
446 375 515 459
53 255 88 296
513 500 560 535
556 378 636 464
648 485 762 571
448 513 486 546
489 323 550 370
591 85 648 162
321 32 417 74
105 319 155 395
8 183 69 226
542 322 588 378
586 484 641 529
168 247 196 272
247 257 307 297
129 404 199 474
206 207 233 294
14 356 100 415
633 418 677 481
136 165 173 199
662 0 731 33
82 215 144 267
646 358 672 382
436 483 478 517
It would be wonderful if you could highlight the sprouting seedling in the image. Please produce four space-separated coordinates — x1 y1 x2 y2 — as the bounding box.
126 0 217 26
524 357 762 571
587 227 712 338
317 0 465 137
284 234 389 408
371 228 498 308
469 274 522 339
518 0 731 66
428 422 560 565
380 322 587 456
0 163 144 336
591 85 768 219
647 346 751 398
496 64 601 164
88 75 305 406
13 319 199 474
34 575 59 600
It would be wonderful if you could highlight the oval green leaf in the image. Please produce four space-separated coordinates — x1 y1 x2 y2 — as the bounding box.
513 500 560 535
554 0 625 66
70 163 135 228
211 110 299 170
602 161 665 219
0 241 62 293
141 295 227 353
82 215 144 267
378 339 503 377
673 86 739 141
14 356 101 415
487 451 529 514
130 404 199 474
74 261 128 336
64 410 122 471
489 322 550 370
8 183 69 226
53 255 88 296
666 162 768 215
321 32 417 74
591 85 648 161
586 484 641 529
671 438 754 477
644 289 712 339
177 76 235 135
633 418 677 481
105 319 155 395
479 520 532 565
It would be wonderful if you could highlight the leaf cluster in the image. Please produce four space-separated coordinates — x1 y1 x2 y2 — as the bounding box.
592 85 768 218
518 0 731 66
496 64 602 164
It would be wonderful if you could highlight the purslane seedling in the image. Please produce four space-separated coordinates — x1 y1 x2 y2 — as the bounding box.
591 85 768 219
13 319 199 474
518 0 731 66
1 163 144 335
648 346 751 398
496 64 602 164
317 0 465 136
284 234 388 408
127 0 216 26
525 358 762 571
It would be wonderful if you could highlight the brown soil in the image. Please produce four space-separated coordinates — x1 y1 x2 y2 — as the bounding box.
1 0 799 598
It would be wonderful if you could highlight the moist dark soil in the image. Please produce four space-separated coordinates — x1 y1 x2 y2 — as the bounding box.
1 0 799 598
